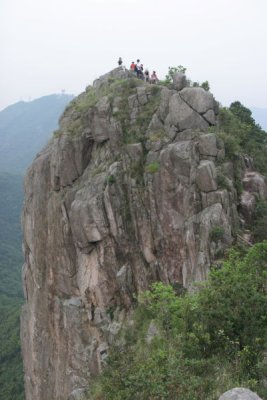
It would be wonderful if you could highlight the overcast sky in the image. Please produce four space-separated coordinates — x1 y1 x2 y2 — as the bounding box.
1 0 267 111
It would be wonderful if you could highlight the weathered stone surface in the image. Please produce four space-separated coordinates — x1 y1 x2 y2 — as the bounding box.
196 160 217 192
180 87 215 114
240 191 256 223
242 171 267 199
166 93 209 132
21 69 243 400
198 133 218 156
219 387 262 400
68 388 87 400
203 109 216 124
146 321 160 344
172 72 187 91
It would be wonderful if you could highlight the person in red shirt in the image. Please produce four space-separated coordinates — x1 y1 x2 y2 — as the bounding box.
130 61 136 71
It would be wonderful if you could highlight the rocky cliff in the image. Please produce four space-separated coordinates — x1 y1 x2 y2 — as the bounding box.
21 68 267 400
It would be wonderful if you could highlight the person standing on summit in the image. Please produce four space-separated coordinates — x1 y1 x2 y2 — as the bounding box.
136 59 142 78
130 61 136 71
118 57 123 66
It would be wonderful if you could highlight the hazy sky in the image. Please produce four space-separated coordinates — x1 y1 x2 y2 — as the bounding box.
1 0 267 111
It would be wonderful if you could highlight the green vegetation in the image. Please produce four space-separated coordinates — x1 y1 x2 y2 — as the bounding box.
163 66 210 90
106 175 116 185
0 173 24 298
0 173 25 399
164 65 187 83
0 296 24 400
216 102 267 174
113 80 161 145
210 226 225 242
90 243 267 400
146 162 160 174
251 199 267 242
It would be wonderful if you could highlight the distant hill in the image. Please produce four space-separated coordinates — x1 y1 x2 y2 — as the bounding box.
0 94 74 174
0 94 73 400
0 172 24 298
251 107 267 131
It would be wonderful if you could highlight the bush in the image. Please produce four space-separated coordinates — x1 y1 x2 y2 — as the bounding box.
106 175 116 185
251 199 267 242
146 162 160 173
89 243 267 400
216 105 267 174
165 65 187 84
210 226 225 242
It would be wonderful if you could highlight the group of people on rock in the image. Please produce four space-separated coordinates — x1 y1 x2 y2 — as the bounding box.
118 58 159 84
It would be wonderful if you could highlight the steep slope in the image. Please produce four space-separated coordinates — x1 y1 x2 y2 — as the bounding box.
0 94 73 174
20 67 252 400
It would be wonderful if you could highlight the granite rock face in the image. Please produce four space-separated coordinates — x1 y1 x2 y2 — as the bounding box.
21 68 242 399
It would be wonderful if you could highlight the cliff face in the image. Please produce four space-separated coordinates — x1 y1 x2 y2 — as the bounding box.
21 68 256 399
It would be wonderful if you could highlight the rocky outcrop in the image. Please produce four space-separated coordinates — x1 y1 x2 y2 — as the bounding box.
236 155 267 234
219 388 262 400
21 68 242 399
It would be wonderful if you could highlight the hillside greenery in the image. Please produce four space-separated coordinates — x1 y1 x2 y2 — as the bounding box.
0 295 24 400
0 173 25 400
216 101 267 175
90 243 267 400
0 95 74 400
0 173 24 298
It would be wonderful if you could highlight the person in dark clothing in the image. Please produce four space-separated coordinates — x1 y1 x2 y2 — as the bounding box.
118 57 123 66
144 69 150 82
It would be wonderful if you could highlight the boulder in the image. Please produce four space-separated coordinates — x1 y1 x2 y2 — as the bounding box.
198 133 218 156
196 160 217 192
166 93 209 132
219 387 262 400
180 87 215 114
68 388 87 400
203 109 216 125
172 72 187 91
242 171 267 199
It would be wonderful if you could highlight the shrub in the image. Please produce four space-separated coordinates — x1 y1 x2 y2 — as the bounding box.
106 175 116 185
210 226 225 242
165 65 187 83
146 162 160 173
201 81 210 91
251 199 267 242
89 243 267 400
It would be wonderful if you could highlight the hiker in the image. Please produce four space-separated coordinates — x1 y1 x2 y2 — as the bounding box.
144 69 150 83
151 71 159 84
118 57 123 66
135 59 143 79
130 61 136 71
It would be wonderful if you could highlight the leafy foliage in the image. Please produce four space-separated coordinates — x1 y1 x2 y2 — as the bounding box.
210 226 225 242
165 65 187 83
0 295 24 400
146 162 160 173
216 102 267 174
0 173 25 399
90 243 267 400
251 199 267 242
0 173 24 298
